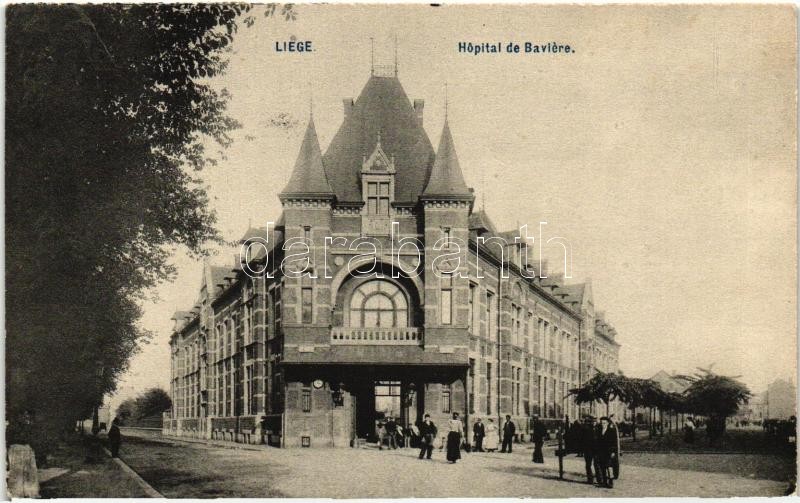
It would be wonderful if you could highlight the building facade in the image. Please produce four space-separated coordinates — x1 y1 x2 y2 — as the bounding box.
165 70 621 447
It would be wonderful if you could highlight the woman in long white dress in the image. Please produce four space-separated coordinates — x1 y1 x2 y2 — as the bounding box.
484 418 500 452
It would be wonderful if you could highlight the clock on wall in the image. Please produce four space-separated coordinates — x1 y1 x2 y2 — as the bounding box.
312 379 324 389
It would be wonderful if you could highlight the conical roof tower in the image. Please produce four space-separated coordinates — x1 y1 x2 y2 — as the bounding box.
279 116 334 201
422 119 473 202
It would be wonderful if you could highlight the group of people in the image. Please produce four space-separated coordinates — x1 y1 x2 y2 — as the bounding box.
376 416 404 450
565 415 620 488
392 412 623 489
472 415 517 453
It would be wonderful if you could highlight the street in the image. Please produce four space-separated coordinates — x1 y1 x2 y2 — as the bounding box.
113 429 791 498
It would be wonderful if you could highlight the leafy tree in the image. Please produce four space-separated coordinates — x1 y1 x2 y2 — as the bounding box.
620 377 662 441
678 367 751 445
116 398 137 424
569 371 629 417
6 4 292 455
134 388 172 420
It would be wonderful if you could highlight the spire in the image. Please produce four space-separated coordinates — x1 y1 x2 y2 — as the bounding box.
370 37 375 76
280 116 334 200
394 34 398 77
422 119 472 200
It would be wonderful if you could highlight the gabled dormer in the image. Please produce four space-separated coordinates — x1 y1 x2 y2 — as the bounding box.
360 134 396 235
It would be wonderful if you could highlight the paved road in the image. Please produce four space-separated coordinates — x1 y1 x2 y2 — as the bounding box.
119 429 790 498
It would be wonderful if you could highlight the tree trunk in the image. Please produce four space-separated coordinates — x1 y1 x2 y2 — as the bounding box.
631 407 637 442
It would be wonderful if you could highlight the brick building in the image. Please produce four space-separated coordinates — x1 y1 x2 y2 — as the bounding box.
165 70 621 447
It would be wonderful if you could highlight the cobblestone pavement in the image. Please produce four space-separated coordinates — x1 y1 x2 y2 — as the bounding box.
119 431 790 498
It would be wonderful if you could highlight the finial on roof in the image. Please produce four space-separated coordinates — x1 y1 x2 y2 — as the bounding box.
394 34 398 77
309 83 314 119
481 170 486 210
444 82 448 120
370 37 375 76
377 131 381 148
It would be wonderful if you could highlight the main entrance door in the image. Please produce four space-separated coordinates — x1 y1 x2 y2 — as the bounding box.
353 380 422 441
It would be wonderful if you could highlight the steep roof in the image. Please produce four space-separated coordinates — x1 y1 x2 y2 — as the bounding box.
322 75 435 203
280 117 334 199
239 226 271 244
469 209 498 235
422 120 472 199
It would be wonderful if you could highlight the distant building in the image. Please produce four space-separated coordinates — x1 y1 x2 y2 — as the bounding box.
650 370 690 394
164 69 621 447
762 379 796 420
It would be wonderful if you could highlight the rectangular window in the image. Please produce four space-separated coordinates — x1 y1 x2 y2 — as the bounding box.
441 384 451 414
443 227 451 246
246 365 254 415
301 287 313 324
486 362 493 415
468 283 476 333
543 376 548 418
469 358 476 414
367 182 390 216
303 225 311 243
302 386 312 413
511 365 517 414
487 291 496 341
441 273 452 325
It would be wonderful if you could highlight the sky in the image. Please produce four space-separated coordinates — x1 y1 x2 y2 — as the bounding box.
111 4 797 409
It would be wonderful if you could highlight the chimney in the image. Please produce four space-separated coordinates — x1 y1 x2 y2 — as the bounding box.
343 98 354 118
413 99 424 125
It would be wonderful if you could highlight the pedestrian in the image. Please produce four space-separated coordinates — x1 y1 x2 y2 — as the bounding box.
500 415 516 453
418 414 437 460
581 415 597 484
385 417 398 449
531 415 546 463
473 418 485 452
409 422 421 448
570 420 583 456
446 412 463 463
377 420 387 450
108 417 121 458
684 416 695 444
485 418 499 452
593 416 617 488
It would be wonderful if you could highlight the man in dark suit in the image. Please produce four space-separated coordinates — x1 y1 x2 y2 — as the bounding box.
593 416 618 488
581 415 597 484
473 418 486 452
531 415 546 463
501 415 516 453
418 414 437 460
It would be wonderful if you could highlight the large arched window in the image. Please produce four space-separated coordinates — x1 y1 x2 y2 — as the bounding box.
348 280 409 328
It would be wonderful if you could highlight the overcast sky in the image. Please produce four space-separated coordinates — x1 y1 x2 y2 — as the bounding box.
112 5 796 408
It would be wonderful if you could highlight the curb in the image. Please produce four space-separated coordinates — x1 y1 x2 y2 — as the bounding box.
102 447 164 498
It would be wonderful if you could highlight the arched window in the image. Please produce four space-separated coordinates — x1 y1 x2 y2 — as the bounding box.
348 280 408 328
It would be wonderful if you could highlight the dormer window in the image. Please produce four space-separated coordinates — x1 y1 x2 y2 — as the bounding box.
360 135 396 236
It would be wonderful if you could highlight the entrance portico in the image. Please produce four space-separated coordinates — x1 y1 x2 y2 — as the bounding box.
282 363 468 447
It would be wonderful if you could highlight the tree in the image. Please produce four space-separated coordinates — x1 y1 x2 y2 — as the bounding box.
620 377 661 441
569 371 629 417
5 4 293 456
116 398 137 424
679 368 751 445
134 388 172 420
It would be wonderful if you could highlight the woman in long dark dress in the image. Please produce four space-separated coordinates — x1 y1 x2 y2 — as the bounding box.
446 412 463 463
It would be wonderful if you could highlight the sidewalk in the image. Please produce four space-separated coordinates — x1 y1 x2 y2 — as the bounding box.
38 434 155 498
